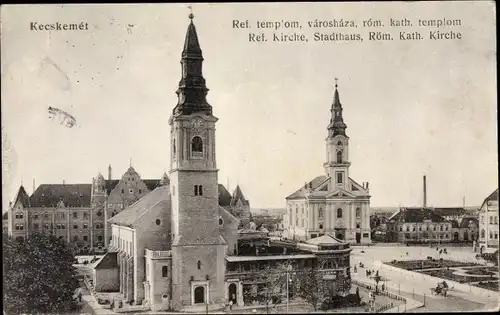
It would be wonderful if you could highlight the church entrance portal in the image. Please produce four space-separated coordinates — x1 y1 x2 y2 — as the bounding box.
453 232 459 242
464 231 469 241
356 233 361 244
194 286 205 304
228 283 237 304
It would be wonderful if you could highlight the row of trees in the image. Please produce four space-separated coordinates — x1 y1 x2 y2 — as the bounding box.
243 262 350 313
3 232 82 314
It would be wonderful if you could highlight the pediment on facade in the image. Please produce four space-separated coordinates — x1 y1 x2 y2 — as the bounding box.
312 177 331 192
326 188 356 199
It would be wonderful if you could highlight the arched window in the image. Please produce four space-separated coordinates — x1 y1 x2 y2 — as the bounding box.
356 207 361 218
194 185 198 196
199 185 203 196
337 150 343 163
191 136 203 153
173 138 176 155
337 208 343 218
197 260 201 270
319 224 323 229
337 140 342 146
356 223 360 229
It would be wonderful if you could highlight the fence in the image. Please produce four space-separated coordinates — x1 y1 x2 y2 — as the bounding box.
375 302 395 313
352 279 407 303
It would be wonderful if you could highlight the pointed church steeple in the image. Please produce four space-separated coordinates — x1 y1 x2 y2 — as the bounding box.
173 13 212 116
328 78 348 137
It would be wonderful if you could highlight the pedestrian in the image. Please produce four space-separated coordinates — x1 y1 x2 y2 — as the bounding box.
382 283 385 292
229 300 233 310
78 291 82 303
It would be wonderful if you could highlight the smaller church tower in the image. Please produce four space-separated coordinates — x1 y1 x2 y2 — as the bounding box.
324 79 351 191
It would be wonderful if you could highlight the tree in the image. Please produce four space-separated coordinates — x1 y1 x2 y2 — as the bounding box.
295 267 326 311
3 233 81 314
243 262 289 314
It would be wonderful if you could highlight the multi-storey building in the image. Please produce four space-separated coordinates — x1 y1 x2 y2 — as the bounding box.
284 80 372 244
479 188 499 253
385 207 453 243
7 167 168 252
92 14 352 312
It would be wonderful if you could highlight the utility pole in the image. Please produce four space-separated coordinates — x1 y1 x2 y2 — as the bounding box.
286 263 292 314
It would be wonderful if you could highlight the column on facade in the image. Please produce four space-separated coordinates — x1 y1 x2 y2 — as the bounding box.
127 256 134 303
120 254 125 294
104 201 109 248
237 281 244 306
182 127 188 160
325 203 330 232
90 208 94 251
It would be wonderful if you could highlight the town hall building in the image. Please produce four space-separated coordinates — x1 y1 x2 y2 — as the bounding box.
284 80 372 244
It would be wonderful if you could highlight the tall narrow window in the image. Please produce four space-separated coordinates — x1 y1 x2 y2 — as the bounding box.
356 207 361 218
173 139 176 155
337 172 343 184
319 208 324 219
162 266 168 277
199 185 203 196
337 208 343 218
194 185 198 196
191 136 203 153
337 150 343 163
197 260 201 270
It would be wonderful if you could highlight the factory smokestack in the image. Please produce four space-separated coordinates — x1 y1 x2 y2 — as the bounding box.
108 164 112 181
423 175 427 208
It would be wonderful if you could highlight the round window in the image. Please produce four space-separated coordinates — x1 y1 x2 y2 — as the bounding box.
219 218 224 225
156 219 161 225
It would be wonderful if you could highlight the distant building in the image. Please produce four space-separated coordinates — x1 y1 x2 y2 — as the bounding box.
449 216 479 242
386 207 453 243
479 189 499 253
284 81 371 244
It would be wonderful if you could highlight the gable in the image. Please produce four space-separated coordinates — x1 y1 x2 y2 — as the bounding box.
326 188 356 199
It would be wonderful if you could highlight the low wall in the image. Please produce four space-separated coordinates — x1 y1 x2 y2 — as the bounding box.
379 261 498 300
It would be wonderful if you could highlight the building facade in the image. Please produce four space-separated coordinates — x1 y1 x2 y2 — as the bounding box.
284 82 371 244
6 167 169 252
93 14 352 313
479 189 499 253
386 207 453 243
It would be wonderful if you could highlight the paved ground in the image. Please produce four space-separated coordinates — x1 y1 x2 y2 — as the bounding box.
350 244 500 312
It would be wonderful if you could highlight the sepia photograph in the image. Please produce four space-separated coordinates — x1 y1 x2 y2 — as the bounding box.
1 2 498 314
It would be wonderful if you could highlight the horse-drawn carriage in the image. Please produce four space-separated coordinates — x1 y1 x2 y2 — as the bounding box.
430 281 453 296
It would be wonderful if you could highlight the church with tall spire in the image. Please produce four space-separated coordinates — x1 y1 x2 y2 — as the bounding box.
285 80 372 244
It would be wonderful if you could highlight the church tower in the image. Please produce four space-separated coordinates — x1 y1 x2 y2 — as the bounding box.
324 79 351 190
169 13 227 309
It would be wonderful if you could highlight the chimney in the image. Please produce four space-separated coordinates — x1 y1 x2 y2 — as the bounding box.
366 182 369 190
423 175 427 208
108 164 112 181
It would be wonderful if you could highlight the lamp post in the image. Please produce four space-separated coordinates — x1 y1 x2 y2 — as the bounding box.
286 263 292 314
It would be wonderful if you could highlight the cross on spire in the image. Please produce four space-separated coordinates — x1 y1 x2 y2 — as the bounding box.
130 158 132 167
187 5 194 20
334 77 338 88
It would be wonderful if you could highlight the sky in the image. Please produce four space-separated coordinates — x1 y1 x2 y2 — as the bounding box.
1 2 497 211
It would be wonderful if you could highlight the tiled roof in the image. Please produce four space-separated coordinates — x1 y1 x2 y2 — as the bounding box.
13 186 31 208
459 217 478 229
481 189 499 209
93 252 117 270
103 179 164 195
218 184 232 207
433 207 467 217
108 185 171 228
30 184 91 208
286 175 328 199
389 207 446 223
